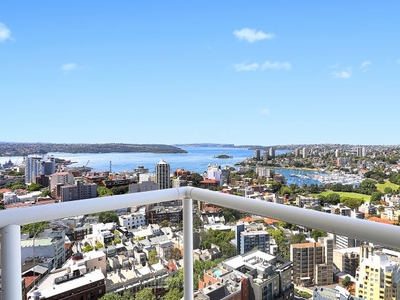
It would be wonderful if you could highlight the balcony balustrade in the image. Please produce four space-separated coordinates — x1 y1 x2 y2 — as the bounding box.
2 187 400 300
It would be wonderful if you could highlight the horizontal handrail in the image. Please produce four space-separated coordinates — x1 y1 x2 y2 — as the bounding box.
1 186 400 249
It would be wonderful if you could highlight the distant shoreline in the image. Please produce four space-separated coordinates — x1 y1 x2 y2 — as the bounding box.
0 143 188 156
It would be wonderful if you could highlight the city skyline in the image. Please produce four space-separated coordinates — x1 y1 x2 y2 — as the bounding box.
1 1 399 146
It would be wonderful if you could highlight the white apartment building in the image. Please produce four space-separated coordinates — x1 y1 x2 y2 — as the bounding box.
206 164 223 185
119 212 146 230
256 167 271 179
84 222 117 247
3 191 19 205
25 154 55 184
21 232 66 269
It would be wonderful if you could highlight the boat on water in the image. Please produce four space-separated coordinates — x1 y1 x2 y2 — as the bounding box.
213 154 233 159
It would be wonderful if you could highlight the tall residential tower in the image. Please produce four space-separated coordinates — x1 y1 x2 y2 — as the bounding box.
156 159 170 190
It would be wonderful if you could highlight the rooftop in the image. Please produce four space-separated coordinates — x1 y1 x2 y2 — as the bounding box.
2 186 400 300
27 268 105 299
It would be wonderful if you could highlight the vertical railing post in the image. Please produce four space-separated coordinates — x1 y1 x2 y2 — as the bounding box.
183 196 193 300
1 224 22 300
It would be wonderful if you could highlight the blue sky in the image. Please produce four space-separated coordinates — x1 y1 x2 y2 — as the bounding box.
1 1 399 146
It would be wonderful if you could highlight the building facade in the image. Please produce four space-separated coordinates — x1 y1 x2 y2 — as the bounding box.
156 159 170 190
356 245 400 300
240 230 270 255
60 181 98 202
25 155 55 184
290 237 333 286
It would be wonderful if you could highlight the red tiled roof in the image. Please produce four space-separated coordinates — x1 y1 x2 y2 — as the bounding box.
368 217 395 225
5 203 32 209
240 217 254 223
264 218 280 225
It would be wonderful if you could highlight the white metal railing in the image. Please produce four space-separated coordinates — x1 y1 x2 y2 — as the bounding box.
2 186 400 300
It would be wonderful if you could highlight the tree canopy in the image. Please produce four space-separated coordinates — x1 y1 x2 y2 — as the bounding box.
134 289 156 300
91 211 119 223
21 221 50 237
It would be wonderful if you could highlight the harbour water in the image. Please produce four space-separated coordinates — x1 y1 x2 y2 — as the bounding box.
1 147 262 175
0 147 362 186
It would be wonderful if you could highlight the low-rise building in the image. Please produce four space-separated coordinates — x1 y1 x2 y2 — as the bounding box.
119 212 146 230
333 247 360 277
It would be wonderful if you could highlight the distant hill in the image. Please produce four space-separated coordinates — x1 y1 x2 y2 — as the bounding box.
174 143 236 148
0 143 187 156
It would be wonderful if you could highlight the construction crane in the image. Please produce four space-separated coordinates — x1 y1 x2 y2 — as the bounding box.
85 160 90 167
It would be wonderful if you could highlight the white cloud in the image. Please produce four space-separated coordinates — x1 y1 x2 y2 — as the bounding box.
261 61 292 71
61 63 78 72
261 108 270 115
360 61 371 72
0 22 12 42
233 28 275 43
234 62 259 72
332 67 351 79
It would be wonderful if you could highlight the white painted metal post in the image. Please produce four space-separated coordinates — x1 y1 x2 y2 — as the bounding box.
183 196 194 300
1 224 22 300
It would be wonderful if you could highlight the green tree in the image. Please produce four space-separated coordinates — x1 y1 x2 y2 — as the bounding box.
267 228 290 259
325 193 341 205
21 221 50 237
7 181 26 190
134 289 156 300
342 275 351 287
95 241 104 249
7 170 23 176
111 185 129 195
342 197 364 210
83 244 94 252
92 211 119 223
159 220 170 228
278 221 293 229
384 187 393 194
100 293 124 300
27 183 41 191
190 173 203 187
166 268 184 290
168 247 182 261
164 288 183 300
266 180 282 193
310 229 328 242
279 186 292 196
40 189 52 197
357 179 377 195
220 242 237 259
148 249 158 265
121 291 134 300
98 186 113 197
193 214 203 229
370 191 383 204
221 207 245 223
100 291 134 300
289 233 307 244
